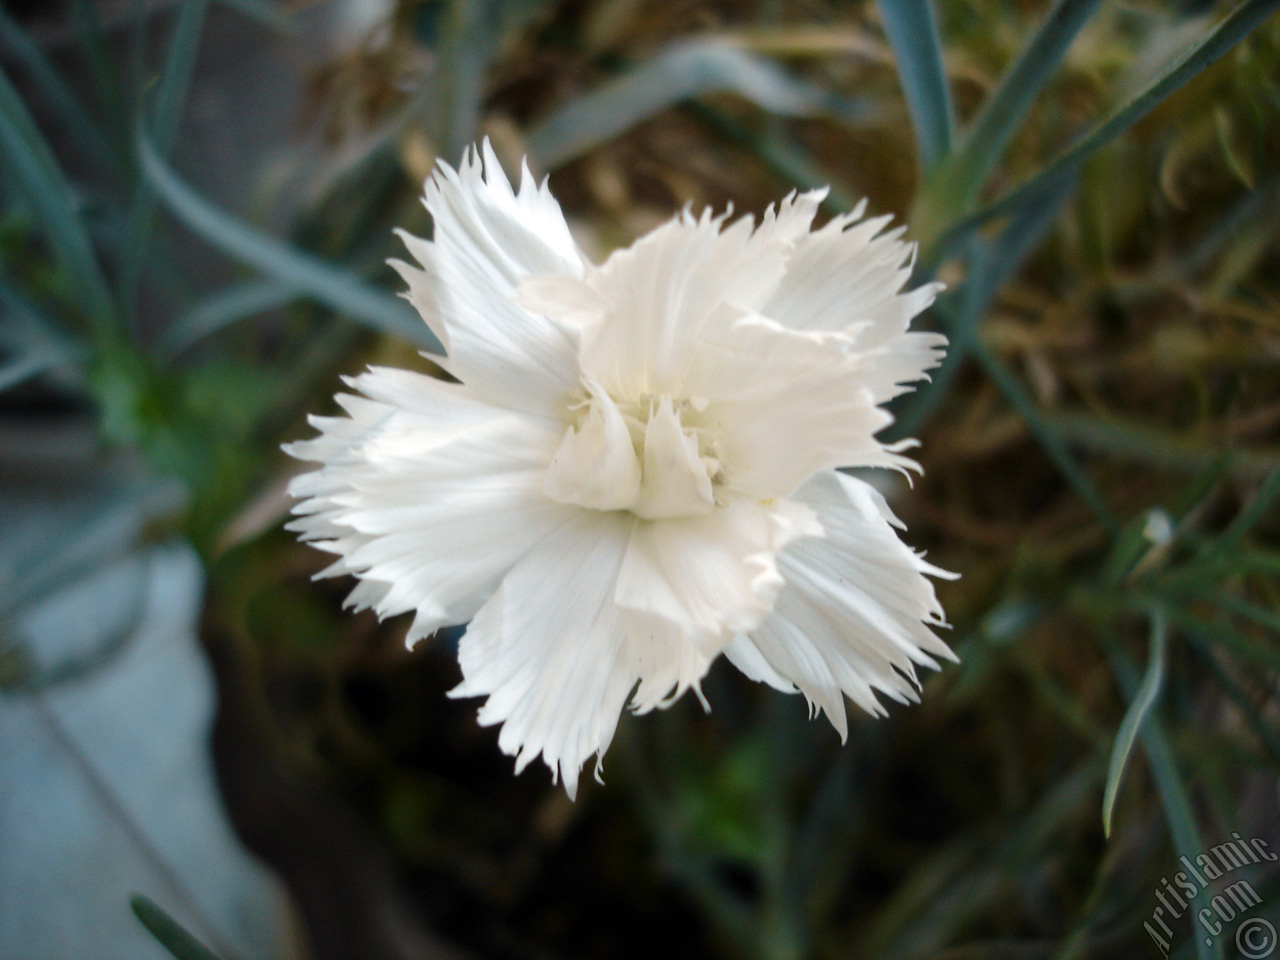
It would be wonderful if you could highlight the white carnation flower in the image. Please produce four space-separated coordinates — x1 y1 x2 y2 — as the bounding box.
286 140 957 798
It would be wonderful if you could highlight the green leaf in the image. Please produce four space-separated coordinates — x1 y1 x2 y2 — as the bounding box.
1185 630 1280 769
687 102 856 214
1148 742 1217 960
0 6 118 175
1169 454 1236 522
1161 604 1280 673
131 895 225 960
1110 645 1217 960
0 275 76 337
893 168 1075 437
160 279 299 356
1180 173 1280 278
1039 411 1277 477
1102 610 1167 838
874 0 953 171
0 282 82 390
972 340 1117 532
434 0 559 157
215 0 291 31
0 66 115 330
1100 511 1161 587
937 0 1280 255
1215 465 1280 555
136 127 438 349
70 0 128 161
120 0 213 317
1216 592 1280 634
933 0 1103 213
526 38 866 170
146 0 213 189
0 350 53 392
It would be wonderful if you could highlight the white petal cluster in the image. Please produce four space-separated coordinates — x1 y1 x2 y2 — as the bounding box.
287 141 957 797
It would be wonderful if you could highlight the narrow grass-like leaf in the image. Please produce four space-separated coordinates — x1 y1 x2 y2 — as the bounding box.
0 276 73 340
120 0 212 317
617 730 757 950
130 895 225 960
1110 646 1217 960
855 761 1100 959
70 0 127 159
1230 551 1280 576
1185 631 1280 769
1150 760 1217 960
1101 512 1160 587
433 0 496 158
1042 411 1278 477
127 0 151 105
1157 545 1280 595
985 169 1077 284
0 67 115 330
434 0 558 157
1012 646 1110 747
1179 174 1280 278
148 0 212 150
1159 604 1280 673
1102 610 1167 837
137 128 437 348
889 259 975 440
161 279 298 356
972 340 1117 532
789 747 862 923
687 102 855 213
526 39 866 169
215 0 291 31
0 351 56 391
1169 454 1235 522
939 0 1103 209
874 0 953 171
1216 592 1280 633
0 287 81 390
1215 466 1280 555
937 0 1280 254
895 169 1075 437
0 7 118 175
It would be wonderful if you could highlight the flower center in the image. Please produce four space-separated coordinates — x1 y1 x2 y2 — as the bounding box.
543 382 723 520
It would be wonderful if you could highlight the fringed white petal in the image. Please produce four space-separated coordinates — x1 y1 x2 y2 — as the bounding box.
449 510 638 799
632 397 716 520
285 369 574 647
687 315 919 499
543 383 642 512
576 207 788 397
389 139 585 417
624 624 715 716
762 207 946 403
727 470 956 740
748 187 830 249
615 497 822 657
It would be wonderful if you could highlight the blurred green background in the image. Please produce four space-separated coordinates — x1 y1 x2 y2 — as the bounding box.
1 1 1278 959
